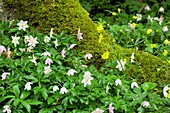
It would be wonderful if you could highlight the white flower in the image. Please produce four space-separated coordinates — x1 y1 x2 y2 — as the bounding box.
159 15 164 25
84 53 93 60
108 102 114 113
3 105 11 113
41 51 51 57
24 35 30 43
30 54 37 65
81 65 88 68
154 17 159 21
159 7 164 12
115 78 122 86
61 48 66 58
92 108 104 113
162 26 168 32
141 101 150 107
130 52 135 63
54 39 58 48
81 71 94 87
60 87 68 94
131 82 139 89
116 59 125 71
11 35 20 47
44 36 51 43
68 44 77 50
0 46 6 54
77 28 83 41
24 82 33 91
53 85 59 92
44 66 52 74
106 83 109 94
45 58 53 66
50 28 54 38
27 46 33 52
163 86 169 98
144 6 150 11
147 15 153 22
67 69 77 76
136 14 142 21
19 48 26 53
1 72 10 80
27 36 39 47
17 20 29 31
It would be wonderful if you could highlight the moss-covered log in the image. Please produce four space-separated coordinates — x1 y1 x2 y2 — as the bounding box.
2 0 170 84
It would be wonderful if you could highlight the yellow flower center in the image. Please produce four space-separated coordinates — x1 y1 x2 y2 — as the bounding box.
150 44 156 49
97 25 104 33
102 51 109 59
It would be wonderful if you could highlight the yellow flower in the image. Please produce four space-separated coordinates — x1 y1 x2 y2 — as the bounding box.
123 58 127 64
156 68 161 72
132 23 137 28
163 50 168 56
146 29 152 34
166 59 170 64
112 39 116 43
164 39 169 45
97 25 104 33
98 34 103 43
102 51 109 59
118 8 121 13
112 12 117 16
168 88 170 98
133 16 137 19
150 44 156 49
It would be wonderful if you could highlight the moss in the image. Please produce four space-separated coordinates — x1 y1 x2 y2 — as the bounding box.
2 0 170 84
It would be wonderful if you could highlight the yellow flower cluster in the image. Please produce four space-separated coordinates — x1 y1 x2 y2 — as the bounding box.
150 44 156 49
102 51 109 59
146 29 152 34
163 50 168 56
98 34 103 43
164 39 169 45
97 25 104 33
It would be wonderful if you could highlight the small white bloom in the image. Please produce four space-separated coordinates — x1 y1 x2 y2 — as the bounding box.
11 35 20 47
84 53 93 60
44 66 52 74
3 105 11 113
163 86 169 98
131 82 139 89
61 48 66 58
44 36 51 43
68 44 77 50
45 58 53 66
81 65 88 68
41 51 51 57
106 83 109 94
144 6 150 11
53 85 59 92
19 48 26 53
50 28 54 38
147 15 153 22
17 20 29 31
27 36 39 47
54 39 58 48
141 101 150 107
30 54 37 65
116 59 125 71
67 69 77 76
108 102 114 113
92 108 104 113
24 36 30 44
162 26 168 32
77 28 83 41
0 46 6 54
131 52 135 63
159 7 164 12
136 14 142 21
1 72 10 80
24 82 33 91
81 71 94 87
115 78 122 86
159 15 164 25
154 17 159 21
27 46 33 52
60 87 68 94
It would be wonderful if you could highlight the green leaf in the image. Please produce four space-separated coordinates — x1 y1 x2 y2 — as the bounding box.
141 82 157 91
41 88 48 100
26 100 42 105
8 28 18 33
13 85 20 98
24 75 38 82
20 91 31 100
13 98 20 107
48 97 54 105
21 100 31 113
0 95 15 103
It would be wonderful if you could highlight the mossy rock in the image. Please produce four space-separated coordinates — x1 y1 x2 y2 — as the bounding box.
2 0 170 84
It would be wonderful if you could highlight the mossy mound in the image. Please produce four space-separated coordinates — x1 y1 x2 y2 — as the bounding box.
2 0 170 84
